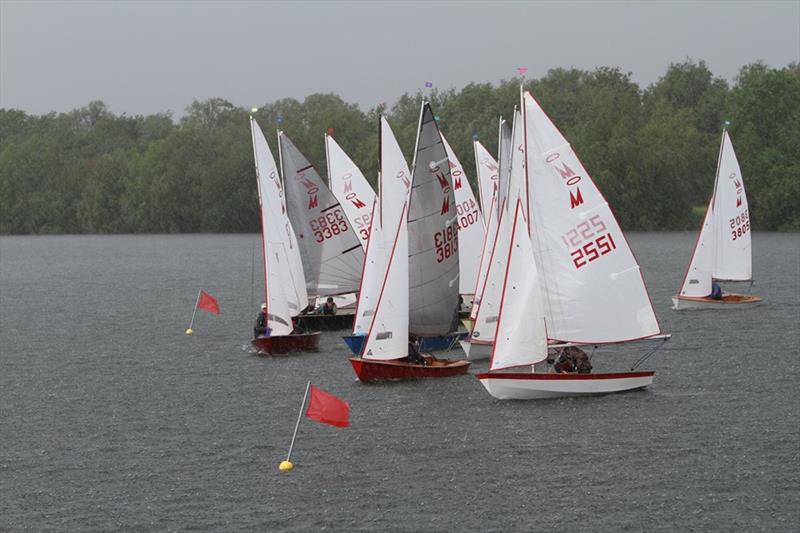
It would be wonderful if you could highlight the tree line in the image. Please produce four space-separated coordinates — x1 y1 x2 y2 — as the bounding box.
0 60 797 234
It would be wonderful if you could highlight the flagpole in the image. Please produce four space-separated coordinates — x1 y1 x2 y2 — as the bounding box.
186 289 201 335
280 381 311 472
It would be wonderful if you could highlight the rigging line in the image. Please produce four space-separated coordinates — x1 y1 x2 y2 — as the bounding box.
250 237 256 313
630 337 670 371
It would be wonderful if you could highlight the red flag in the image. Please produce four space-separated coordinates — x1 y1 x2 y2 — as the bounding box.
197 290 220 315
305 385 350 428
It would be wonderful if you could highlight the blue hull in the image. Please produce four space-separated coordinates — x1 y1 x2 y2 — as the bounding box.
342 332 467 355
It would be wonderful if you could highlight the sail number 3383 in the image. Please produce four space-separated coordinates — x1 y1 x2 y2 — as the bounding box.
561 215 617 269
309 209 348 243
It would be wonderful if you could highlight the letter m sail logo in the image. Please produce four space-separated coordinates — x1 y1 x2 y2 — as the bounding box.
308 195 318 209
569 187 584 209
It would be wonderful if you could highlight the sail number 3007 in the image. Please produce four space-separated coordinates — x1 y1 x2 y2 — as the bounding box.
309 209 348 243
434 224 458 263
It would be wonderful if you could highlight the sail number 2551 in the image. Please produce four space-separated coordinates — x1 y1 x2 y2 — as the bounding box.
561 215 617 269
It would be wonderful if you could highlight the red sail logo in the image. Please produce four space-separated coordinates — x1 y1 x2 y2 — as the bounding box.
435 171 452 214
296 174 319 210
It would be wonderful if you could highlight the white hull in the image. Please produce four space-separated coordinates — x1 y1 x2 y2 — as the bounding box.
671 293 762 310
458 340 492 361
477 371 655 400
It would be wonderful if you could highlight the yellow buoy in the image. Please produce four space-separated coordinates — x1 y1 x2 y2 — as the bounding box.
279 460 294 472
185 328 193 335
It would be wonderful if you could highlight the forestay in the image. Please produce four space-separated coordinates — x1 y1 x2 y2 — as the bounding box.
489 201 547 371
441 133 485 296
523 92 660 343
407 104 460 336
250 118 306 334
473 140 499 222
325 134 376 249
279 132 364 298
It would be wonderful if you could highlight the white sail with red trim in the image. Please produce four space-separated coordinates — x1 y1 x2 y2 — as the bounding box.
489 201 547 371
712 131 752 281
470 194 499 321
279 132 364 298
679 197 714 297
352 199 385 336
325 134 376 250
250 117 304 335
441 133 485 297
523 92 660 344
407 103 460 336
496 117 512 219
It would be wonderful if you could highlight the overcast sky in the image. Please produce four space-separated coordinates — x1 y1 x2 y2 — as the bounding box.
1 0 798 117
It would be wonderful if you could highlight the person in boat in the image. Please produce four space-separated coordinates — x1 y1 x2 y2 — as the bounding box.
710 282 723 300
318 296 337 315
405 336 427 366
254 304 269 338
553 346 592 374
291 316 305 334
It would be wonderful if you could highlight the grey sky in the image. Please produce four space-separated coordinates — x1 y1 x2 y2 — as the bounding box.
1 0 798 117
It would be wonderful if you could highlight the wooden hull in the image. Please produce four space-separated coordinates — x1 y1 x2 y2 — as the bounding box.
458 339 492 361
672 293 762 310
349 356 471 382
296 311 355 331
252 332 321 355
342 332 467 355
476 371 655 400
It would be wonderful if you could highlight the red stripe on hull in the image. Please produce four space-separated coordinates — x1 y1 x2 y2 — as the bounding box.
252 332 321 355
476 371 654 381
675 293 762 305
349 357 470 382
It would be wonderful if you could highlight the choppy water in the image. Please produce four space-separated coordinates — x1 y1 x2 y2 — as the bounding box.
1 233 798 532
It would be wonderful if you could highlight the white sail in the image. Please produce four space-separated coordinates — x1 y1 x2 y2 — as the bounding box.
712 131 752 281
441 133 485 296
325 134 377 249
250 117 303 334
471 197 513 343
496 117 512 218
473 140 499 221
679 197 714 297
490 201 547 371
362 202 409 360
279 132 364 297
380 117 412 230
407 103 460 335
470 194 499 321
352 199 386 335
523 92 660 343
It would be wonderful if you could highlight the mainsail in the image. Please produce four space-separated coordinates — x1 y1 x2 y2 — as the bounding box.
407 103 460 336
279 132 364 298
250 118 308 333
325 134 377 250
523 92 660 344
441 133 485 297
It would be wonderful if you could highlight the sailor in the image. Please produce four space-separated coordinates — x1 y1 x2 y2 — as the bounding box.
254 304 269 337
320 296 337 315
554 346 592 374
405 336 426 366
710 282 723 300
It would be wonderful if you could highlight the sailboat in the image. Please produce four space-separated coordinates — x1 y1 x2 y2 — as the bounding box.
473 139 499 222
672 130 762 310
278 132 365 330
441 133 485 315
249 117 321 354
476 91 668 399
348 111 470 381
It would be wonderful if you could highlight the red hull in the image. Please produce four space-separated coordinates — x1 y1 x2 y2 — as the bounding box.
349 356 470 382
252 332 321 355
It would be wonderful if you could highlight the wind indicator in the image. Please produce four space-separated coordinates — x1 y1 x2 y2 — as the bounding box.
517 67 529 77
424 81 433 88
277 115 284 125
251 107 259 114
